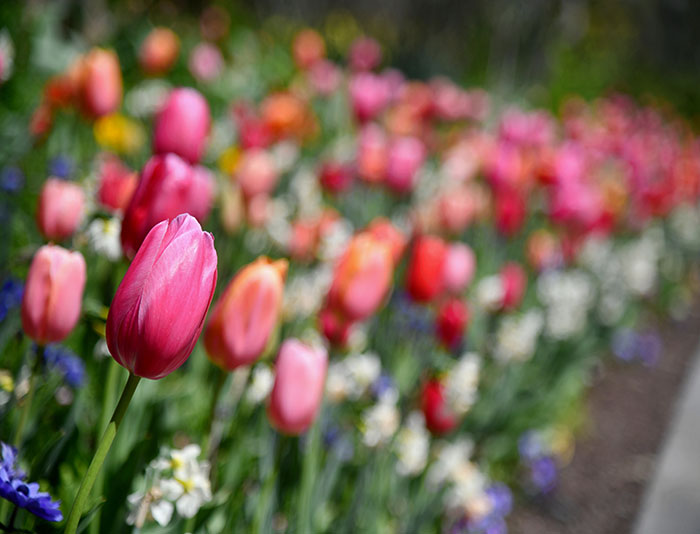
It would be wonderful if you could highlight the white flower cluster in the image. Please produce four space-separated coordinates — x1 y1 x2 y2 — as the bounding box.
326 352 382 403
125 80 172 118
245 364 274 405
282 265 333 320
445 352 481 415
537 269 595 340
86 217 122 261
493 310 544 363
670 203 700 250
361 398 400 448
127 444 212 528
620 228 663 297
427 439 492 521
394 411 430 476
474 275 505 312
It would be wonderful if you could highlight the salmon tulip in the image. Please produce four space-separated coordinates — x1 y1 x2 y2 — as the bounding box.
267 339 328 435
21 245 86 345
106 214 217 380
139 27 180 75
97 154 138 213
37 178 85 241
77 48 122 119
204 257 287 371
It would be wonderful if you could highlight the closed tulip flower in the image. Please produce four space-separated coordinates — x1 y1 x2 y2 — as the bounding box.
106 214 217 380
406 236 448 302
443 243 476 293
421 379 457 435
22 245 86 345
292 29 325 70
77 48 122 119
235 148 279 199
153 88 211 164
204 257 287 371
385 136 426 194
121 153 212 258
436 298 469 350
37 178 85 241
326 232 394 322
97 154 137 213
501 262 527 311
267 339 328 435
139 27 180 75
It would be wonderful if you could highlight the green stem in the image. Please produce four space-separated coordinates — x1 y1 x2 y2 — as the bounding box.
88 359 123 534
7 505 18 531
64 373 141 534
14 346 43 448
296 417 321 534
203 367 227 458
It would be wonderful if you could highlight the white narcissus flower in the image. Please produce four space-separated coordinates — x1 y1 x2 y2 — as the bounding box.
361 399 400 448
493 310 543 363
86 217 122 260
445 353 481 415
395 411 430 476
474 275 504 312
245 364 274 405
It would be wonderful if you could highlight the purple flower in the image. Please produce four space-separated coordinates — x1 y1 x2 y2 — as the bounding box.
486 483 513 516
0 166 24 193
43 345 86 388
48 155 73 180
528 455 557 494
0 278 23 323
517 431 545 462
0 442 63 522
370 374 395 400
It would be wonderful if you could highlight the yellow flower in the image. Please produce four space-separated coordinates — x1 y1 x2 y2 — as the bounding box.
218 146 241 176
0 370 14 392
94 113 146 155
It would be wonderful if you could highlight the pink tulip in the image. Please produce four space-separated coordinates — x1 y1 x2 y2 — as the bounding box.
442 243 476 293
349 73 391 122
153 88 211 164
188 43 223 82
309 60 341 96
21 245 86 345
121 153 213 258
106 214 217 380
385 136 426 193
267 339 328 435
235 149 279 199
204 257 288 371
77 48 122 118
37 178 85 241
97 154 137 213
348 36 382 71
501 262 526 311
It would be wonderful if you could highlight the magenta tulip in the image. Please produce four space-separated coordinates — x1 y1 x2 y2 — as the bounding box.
267 339 327 435
106 214 217 380
153 87 211 164
37 178 85 241
21 245 86 345
121 153 213 258
443 243 476 294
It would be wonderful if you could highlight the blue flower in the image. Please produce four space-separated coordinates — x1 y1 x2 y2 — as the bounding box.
43 345 86 388
528 455 557 494
48 155 74 180
0 278 23 323
0 442 63 522
0 166 24 193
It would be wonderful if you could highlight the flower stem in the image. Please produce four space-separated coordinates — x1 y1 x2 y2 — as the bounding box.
296 416 321 534
203 367 227 458
13 345 43 448
7 505 18 531
64 372 141 534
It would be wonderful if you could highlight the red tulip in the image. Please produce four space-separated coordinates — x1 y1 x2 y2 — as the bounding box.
139 27 180 75
319 161 353 194
267 339 328 435
436 298 469 350
76 49 122 119
326 232 394 322
106 214 217 380
406 236 448 302
37 178 85 241
21 245 86 345
501 262 526 311
121 153 213 258
153 88 211 164
97 154 138 213
421 379 457 435
318 306 351 347
204 257 288 371
494 188 526 237
442 243 476 293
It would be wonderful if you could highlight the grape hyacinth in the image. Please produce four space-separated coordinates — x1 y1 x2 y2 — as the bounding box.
0 278 23 323
0 442 63 523
43 345 86 388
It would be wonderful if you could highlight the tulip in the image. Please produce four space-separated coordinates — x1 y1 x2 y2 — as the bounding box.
442 243 476 293
421 379 457 435
204 257 287 371
121 153 213 258
349 72 391 122
309 60 341 96
37 178 85 241
385 136 426 194
153 88 211 164
494 188 526 237
188 42 223 82
319 161 353 194
106 214 217 380
348 36 382 71
366 217 406 264
21 245 86 345
357 123 388 183
139 27 180 75
267 339 328 435
235 148 279 199
318 306 351 347
97 154 137 213
436 298 469 350
77 49 122 119
501 262 526 312
326 233 394 322
261 92 312 141
406 236 448 302
292 29 326 70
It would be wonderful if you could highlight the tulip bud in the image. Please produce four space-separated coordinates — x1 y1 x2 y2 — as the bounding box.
22 245 86 345
292 29 326 70
350 72 390 122
204 257 287 371
235 149 279 199
326 233 394 322
153 88 211 164
443 243 476 293
318 161 353 194
495 189 526 237
436 298 469 350
501 262 526 311
37 178 85 241
406 236 448 302
77 49 122 119
97 154 137 213
318 306 351 347
366 218 406 264
139 27 180 75
421 379 457 435
385 136 426 194
106 214 217 380
267 339 328 435
121 153 213 258
357 123 388 183
348 36 382 71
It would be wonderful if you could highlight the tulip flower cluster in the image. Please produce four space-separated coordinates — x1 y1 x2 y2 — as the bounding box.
4 12 700 534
